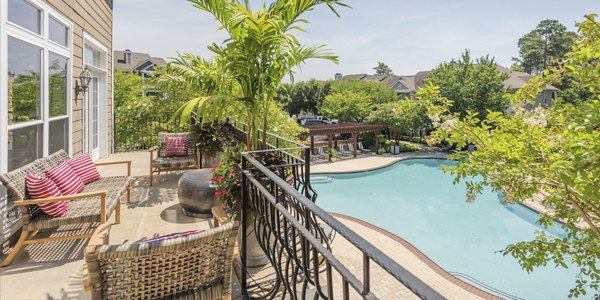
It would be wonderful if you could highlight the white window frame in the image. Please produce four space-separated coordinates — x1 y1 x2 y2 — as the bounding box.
0 0 74 173
83 32 109 160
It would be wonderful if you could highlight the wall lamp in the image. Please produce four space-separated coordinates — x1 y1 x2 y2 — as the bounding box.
75 67 93 95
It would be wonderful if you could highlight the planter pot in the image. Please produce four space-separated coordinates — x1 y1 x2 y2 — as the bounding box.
391 145 400 155
202 152 223 169
238 224 269 267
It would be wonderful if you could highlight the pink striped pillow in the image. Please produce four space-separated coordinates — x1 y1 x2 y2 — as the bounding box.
143 229 206 243
46 161 85 195
164 136 189 157
69 154 101 184
26 173 68 217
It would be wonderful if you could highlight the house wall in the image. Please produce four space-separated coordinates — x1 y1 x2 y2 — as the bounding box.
46 0 113 156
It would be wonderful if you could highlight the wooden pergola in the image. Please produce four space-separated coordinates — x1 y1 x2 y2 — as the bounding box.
300 123 387 159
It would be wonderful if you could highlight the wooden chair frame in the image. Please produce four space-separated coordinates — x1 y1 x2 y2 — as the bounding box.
148 144 201 186
0 161 131 267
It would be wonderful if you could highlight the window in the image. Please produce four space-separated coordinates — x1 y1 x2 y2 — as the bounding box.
49 17 69 47
7 0 41 34
7 37 42 125
84 46 104 69
2 1 73 173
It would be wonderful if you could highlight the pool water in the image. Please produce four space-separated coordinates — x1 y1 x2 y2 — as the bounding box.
312 159 581 300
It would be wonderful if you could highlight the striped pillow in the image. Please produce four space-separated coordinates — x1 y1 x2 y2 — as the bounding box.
69 154 101 184
142 229 206 243
46 161 85 195
26 174 68 217
164 136 189 157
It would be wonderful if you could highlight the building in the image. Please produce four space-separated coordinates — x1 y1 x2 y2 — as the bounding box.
114 49 166 95
340 65 558 107
0 0 114 243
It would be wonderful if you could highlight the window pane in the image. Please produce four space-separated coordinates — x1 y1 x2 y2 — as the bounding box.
8 37 42 125
8 0 41 34
49 118 69 154
49 52 69 117
49 17 69 47
7 124 43 171
84 46 103 69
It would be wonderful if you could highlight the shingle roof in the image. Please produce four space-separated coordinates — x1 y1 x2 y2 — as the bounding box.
114 50 167 72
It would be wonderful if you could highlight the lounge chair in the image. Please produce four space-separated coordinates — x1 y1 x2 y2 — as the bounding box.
358 142 372 154
84 206 238 300
337 144 351 156
317 147 327 158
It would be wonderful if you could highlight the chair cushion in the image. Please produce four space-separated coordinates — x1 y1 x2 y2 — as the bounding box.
152 156 197 168
143 229 206 243
69 154 101 184
164 136 189 157
46 161 85 195
25 174 68 217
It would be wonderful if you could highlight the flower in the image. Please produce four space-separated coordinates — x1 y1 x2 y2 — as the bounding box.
210 177 215 183
215 191 222 197
218 176 225 182
222 188 228 195
211 168 216 173
229 169 235 174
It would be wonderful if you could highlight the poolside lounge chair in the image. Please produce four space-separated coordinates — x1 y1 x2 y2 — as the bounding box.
316 147 326 158
84 206 238 300
358 142 372 154
337 144 351 156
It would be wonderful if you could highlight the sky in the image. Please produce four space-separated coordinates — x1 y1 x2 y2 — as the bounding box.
114 0 596 81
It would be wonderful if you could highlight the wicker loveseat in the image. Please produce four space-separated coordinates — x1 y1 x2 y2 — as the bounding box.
149 132 201 186
0 150 131 267
84 206 238 300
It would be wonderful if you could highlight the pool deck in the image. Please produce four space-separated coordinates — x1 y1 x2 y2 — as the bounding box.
311 150 449 174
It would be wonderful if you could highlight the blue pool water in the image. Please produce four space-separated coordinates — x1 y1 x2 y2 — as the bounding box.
312 159 582 300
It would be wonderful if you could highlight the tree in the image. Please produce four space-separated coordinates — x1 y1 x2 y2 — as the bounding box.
179 0 348 149
277 80 332 115
330 79 397 104
321 91 372 122
426 50 509 119
430 14 600 298
373 61 395 76
367 84 450 136
513 19 577 74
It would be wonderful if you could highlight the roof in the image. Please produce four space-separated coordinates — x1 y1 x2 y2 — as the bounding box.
114 50 167 72
299 123 387 138
342 74 416 92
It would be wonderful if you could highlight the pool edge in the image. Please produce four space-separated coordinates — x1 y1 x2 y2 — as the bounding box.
330 212 505 300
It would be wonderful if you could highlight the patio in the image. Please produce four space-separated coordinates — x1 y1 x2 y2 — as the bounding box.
0 150 496 300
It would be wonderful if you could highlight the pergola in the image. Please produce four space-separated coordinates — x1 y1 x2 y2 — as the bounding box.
300 123 387 159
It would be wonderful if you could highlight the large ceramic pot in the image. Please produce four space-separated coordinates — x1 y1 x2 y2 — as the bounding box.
238 224 269 267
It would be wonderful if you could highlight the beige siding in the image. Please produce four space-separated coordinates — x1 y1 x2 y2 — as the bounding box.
47 0 113 157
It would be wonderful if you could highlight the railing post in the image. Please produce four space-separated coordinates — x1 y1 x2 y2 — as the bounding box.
241 155 248 298
304 147 311 199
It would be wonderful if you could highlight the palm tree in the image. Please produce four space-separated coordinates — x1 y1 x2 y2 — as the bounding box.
181 0 348 149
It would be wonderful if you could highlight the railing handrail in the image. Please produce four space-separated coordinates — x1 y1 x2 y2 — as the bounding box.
242 152 445 299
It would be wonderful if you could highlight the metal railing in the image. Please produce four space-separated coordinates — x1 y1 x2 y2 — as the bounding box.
234 120 444 299
114 113 189 152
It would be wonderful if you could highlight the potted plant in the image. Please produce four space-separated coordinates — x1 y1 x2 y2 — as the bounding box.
328 148 337 162
193 121 237 168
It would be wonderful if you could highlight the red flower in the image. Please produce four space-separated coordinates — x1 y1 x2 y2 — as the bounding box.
223 188 228 195
211 168 216 173
210 177 215 183
218 176 225 182
229 169 235 174
215 191 222 197
217 163 221 168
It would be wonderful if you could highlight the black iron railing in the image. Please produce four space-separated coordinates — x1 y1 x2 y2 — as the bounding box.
232 120 444 299
114 113 189 152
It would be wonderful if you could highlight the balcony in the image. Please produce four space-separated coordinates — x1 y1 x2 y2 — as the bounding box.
0 125 495 299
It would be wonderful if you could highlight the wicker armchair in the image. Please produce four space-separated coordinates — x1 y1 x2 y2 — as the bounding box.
149 132 201 186
0 150 130 267
84 206 238 300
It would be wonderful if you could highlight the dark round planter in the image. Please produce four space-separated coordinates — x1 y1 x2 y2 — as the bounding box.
177 169 218 218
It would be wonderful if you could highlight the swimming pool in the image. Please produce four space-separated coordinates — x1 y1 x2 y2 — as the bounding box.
312 159 580 300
